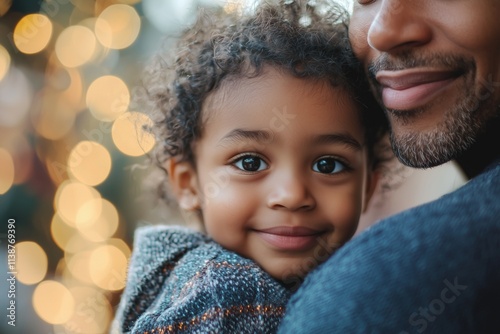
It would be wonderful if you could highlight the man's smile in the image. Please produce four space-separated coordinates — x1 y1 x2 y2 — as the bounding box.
375 68 463 111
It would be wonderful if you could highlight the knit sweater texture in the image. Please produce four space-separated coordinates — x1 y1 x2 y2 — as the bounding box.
279 161 500 333
112 225 291 334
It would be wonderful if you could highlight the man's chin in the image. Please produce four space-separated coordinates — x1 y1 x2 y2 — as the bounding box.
389 131 460 169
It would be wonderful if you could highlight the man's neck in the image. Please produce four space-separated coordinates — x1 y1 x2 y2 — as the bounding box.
455 114 500 179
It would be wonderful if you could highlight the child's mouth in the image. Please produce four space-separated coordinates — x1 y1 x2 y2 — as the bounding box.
254 226 324 251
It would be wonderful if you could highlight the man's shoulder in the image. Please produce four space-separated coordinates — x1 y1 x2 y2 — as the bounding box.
381 160 500 228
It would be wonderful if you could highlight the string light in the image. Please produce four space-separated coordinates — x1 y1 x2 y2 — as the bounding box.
86 75 130 121
55 25 97 68
0 1 235 333
67 141 112 186
13 14 53 54
0 44 10 81
112 112 155 156
95 4 141 50
16 242 48 285
33 280 75 324
0 148 14 195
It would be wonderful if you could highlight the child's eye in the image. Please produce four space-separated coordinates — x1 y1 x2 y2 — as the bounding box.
232 154 269 172
312 156 348 174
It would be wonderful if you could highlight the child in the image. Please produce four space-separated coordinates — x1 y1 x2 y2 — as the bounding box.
113 0 388 333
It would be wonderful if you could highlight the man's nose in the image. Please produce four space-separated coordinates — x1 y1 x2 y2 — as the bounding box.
266 171 316 212
367 1 432 53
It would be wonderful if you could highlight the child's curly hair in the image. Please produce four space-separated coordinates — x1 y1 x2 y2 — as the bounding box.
140 0 389 203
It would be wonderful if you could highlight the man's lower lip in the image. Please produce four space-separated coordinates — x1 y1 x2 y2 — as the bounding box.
381 78 456 111
256 232 319 251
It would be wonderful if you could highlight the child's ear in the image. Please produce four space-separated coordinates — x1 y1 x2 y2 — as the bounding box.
165 158 200 211
362 170 380 213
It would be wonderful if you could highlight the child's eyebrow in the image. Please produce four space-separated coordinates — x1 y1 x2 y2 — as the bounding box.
313 134 362 151
218 129 272 145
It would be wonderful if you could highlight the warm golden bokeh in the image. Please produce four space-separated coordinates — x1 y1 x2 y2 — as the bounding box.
112 112 156 156
108 237 132 258
65 250 94 284
13 14 53 54
33 280 75 324
89 244 128 291
0 1 259 333
62 286 113 334
0 44 10 81
54 180 102 225
86 75 130 121
16 241 48 285
0 148 14 194
0 0 12 16
68 141 112 186
76 198 119 242
51 213 77 250
95 4 141 50
55 25 97 68
31 88 77 140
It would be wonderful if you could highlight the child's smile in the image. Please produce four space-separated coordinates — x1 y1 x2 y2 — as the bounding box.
253 226 327 251
180 67 378 283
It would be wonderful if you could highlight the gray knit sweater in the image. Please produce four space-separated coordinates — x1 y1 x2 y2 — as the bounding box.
112 225 291 334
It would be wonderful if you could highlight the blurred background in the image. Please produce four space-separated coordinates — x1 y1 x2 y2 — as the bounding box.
0 0 465 333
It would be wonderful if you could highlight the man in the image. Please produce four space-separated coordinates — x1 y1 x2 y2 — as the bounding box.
278 1 500 333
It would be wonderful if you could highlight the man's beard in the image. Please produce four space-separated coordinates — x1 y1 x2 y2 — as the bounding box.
388 95 481 168
368 52 495 168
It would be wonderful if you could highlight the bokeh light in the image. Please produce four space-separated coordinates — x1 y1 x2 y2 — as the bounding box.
0 44 10 81
56 25 97 68
0 0 12 16
51 213 77 250
108 238 132 259
32 88 77 140
33 280 75 324
86 75 130 121
1 1 244 333
16 241 48 285
63 233 94 255
112 112 156 156
65 250 94 284
68 141 112 186
95 4 141 50
89 244 128 291
54 180 101 226
0 148 14 194
76 198 119 242
13 14 53 54
62 286 113 334
74 17 113 64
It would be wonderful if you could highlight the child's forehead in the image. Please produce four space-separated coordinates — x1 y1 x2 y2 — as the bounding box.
203 66 356 117
199 67 365 142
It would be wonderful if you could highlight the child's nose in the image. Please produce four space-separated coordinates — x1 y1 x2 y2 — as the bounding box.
266 172 316 212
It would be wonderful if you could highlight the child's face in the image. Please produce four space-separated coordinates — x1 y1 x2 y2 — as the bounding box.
175 68 376 283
